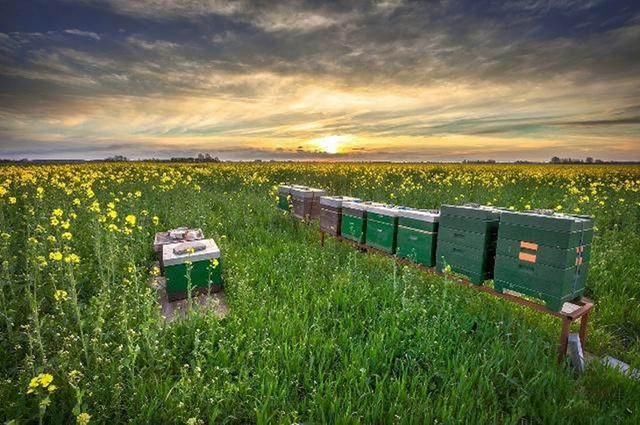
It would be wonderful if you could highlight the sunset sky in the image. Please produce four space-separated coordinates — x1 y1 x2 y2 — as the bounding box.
1 0 639 161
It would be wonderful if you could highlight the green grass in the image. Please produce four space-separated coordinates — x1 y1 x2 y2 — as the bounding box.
1 163 639 423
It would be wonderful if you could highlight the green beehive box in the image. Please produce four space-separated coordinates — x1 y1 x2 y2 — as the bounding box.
365 204 400 254
396 208 440 267
494 211 593 311
163 239 222 301
341 201 370 243
436 204 502 284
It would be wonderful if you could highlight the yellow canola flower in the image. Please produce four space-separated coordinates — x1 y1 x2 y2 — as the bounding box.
27 373 55 394
49 251 63 261
77 412 91 425
64 253 80 264
62 232 73 240
152 216 160 226
125 214 136 226
54 289 69 302
52 208 63 217
107 210 117 220
9 196 16 204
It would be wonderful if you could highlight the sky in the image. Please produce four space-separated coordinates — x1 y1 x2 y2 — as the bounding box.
1 0 639 161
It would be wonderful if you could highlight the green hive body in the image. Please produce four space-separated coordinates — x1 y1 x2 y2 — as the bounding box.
341 201 370 244
436 204 501 284
395 209 440 267
162 239 223 301
277 184 301 211
365 204 400 254
494 211 593 311
319 196 361 236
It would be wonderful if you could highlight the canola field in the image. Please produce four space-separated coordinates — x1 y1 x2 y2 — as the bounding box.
1 162 639 424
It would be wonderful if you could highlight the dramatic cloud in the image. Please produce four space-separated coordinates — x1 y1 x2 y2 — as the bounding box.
0 0 639 160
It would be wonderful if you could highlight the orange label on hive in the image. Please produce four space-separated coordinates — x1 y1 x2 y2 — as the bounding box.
519 252 537 263
520 241 538 251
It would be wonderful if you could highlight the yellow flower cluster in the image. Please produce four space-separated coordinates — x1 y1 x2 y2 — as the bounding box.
27 373 57 394
54 289 69 302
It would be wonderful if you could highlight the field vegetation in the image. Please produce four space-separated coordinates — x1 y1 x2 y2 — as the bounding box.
1 163 639 423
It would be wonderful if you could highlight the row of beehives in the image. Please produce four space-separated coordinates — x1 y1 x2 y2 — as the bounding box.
277 185 593 312
153 227 223 301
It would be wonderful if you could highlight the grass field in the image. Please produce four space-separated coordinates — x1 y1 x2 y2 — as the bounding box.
1 162 639 424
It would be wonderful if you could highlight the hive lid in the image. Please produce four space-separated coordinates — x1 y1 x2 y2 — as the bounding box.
500 210 594 232
278 184 293 194
163 239 220 266
441 204 503 220
290 186 314 198
366 203 401 216
154 228 204 246
397 208 440 222
343 200 372 210
320 196 361 207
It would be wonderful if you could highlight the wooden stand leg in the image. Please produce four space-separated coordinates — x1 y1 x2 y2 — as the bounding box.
579 309 591 346
320 231 325 247
558 317 572 363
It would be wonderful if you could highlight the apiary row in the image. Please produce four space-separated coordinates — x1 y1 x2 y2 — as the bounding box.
277 184 326 219
278 185 594 311
153 227 223 301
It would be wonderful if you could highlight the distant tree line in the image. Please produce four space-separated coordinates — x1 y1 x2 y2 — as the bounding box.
168 153 221 162
549 156 604 164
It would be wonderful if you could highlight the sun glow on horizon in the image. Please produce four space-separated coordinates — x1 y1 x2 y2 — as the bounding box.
312 134 350 154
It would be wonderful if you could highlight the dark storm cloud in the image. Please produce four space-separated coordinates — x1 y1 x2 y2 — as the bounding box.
0 0 639 160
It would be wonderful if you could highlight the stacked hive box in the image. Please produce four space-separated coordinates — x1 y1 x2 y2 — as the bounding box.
365 204 400 254
162 239 223 301
154 227 205 270
341 201 371 243
436 204 501 284
319 196 361 236
396 208 440 267
494 211 593 311
290 186 326 220
277 184 293 211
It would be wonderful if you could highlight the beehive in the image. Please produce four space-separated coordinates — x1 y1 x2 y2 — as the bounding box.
319 196 361 236
341 201 371 243
290 186 326 220
436 204 501 284
396 208 440 267
162 239 222 301
277 184 293 211
365 204 400 254
494 211 593 311
153 227 205 270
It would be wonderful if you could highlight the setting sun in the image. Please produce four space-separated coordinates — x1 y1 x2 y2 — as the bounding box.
313 135 349 154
